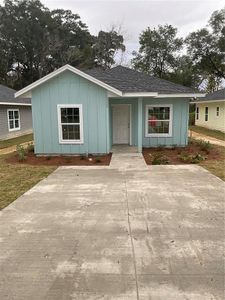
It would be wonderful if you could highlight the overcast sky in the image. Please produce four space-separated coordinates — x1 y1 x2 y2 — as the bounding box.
0 0 224 64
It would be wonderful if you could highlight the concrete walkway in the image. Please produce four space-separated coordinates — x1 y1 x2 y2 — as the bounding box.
0 154 224 299
110 153 147 171
189 130 225 147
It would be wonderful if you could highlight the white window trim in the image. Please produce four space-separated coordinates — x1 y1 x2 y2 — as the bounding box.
7 109 20 132
57 104 84 144
145 104 173 137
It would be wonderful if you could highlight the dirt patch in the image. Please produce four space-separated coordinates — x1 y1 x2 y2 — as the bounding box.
143 143 223 165
7 152 112 166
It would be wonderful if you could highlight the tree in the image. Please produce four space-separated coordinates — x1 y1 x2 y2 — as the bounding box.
186 7 225 91
164 55 202 89
131 24 183 78
93 29 125 69
0 0 126 88
0 0 95 88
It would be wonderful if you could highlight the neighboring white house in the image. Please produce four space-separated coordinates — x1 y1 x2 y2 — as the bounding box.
193 88 225 133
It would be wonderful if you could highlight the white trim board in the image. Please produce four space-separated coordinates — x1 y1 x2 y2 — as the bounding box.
0 102 31 106
192 99 225 104
157 93 205 98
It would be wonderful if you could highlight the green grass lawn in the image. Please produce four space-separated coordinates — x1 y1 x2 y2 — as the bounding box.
0 133 33 149
0 153 56 210
200 145 225 181
190 125 225 141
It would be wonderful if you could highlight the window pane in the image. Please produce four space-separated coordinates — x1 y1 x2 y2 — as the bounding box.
148 121 169 134
148 107 170 120
15 120 19 128
216 107 219 116
9 120 14 129
62 125 80 140
14 111 19 119
61 107 80 123
8 111 14 119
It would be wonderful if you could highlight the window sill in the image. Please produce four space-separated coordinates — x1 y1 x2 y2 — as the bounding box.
8 128 20 132
59 140 84 145
145 134 172 138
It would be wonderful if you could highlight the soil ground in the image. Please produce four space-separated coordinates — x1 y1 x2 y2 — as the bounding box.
7 152 112 166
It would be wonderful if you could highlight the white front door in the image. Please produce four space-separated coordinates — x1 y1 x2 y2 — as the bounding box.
112 105 130 144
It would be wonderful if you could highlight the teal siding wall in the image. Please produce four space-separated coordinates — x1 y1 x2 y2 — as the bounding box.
32 70 109 154
142 98 189 147
109 97 189 148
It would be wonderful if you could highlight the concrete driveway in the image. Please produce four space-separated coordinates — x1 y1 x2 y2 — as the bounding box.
0 158 224 299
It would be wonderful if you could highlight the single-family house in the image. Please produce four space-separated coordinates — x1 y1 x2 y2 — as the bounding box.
0 84 32 140
193 88 225 133
15 65 204 154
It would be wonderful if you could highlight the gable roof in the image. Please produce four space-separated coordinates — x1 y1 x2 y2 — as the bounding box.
15 65 123 98
15 64 205 99
192 88 225 103
0 84 31 105
85 66 199 95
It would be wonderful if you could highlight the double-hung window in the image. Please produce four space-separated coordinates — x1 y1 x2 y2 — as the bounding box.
57 104 83 144
145 104 173 137
205 107 208 121
196 106 199 120
7 109 20 131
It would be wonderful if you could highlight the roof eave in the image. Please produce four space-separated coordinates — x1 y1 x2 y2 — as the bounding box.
192 99 225 103
0 102 31 106
157 93 205 98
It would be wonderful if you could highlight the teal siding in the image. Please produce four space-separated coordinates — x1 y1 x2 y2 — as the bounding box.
109 97 189 148
32 70 109 154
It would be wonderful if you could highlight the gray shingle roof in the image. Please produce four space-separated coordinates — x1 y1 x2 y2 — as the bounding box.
0 84 31 104
202 88 225 101
85 65 198 94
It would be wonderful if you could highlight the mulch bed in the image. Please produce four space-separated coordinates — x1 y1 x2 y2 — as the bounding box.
7 152 112 166
142 143 223 165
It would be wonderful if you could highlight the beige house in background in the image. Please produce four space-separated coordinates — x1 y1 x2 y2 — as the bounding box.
193 88 225 133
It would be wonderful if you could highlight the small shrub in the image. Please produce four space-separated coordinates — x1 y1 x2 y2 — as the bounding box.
45 156 51 160
152 153 169 165
171 144 177 150
198 140 212 154
179 152 206 164
27 142 34 153
95 157 102 163
157 145 166 151
191 153 206 164
80 155 86 160
64 156 72 163
179 152 190 163
188 137 196 145
16 144 26 161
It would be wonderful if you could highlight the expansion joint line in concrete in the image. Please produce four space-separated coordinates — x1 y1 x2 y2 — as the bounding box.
124 173 140 300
